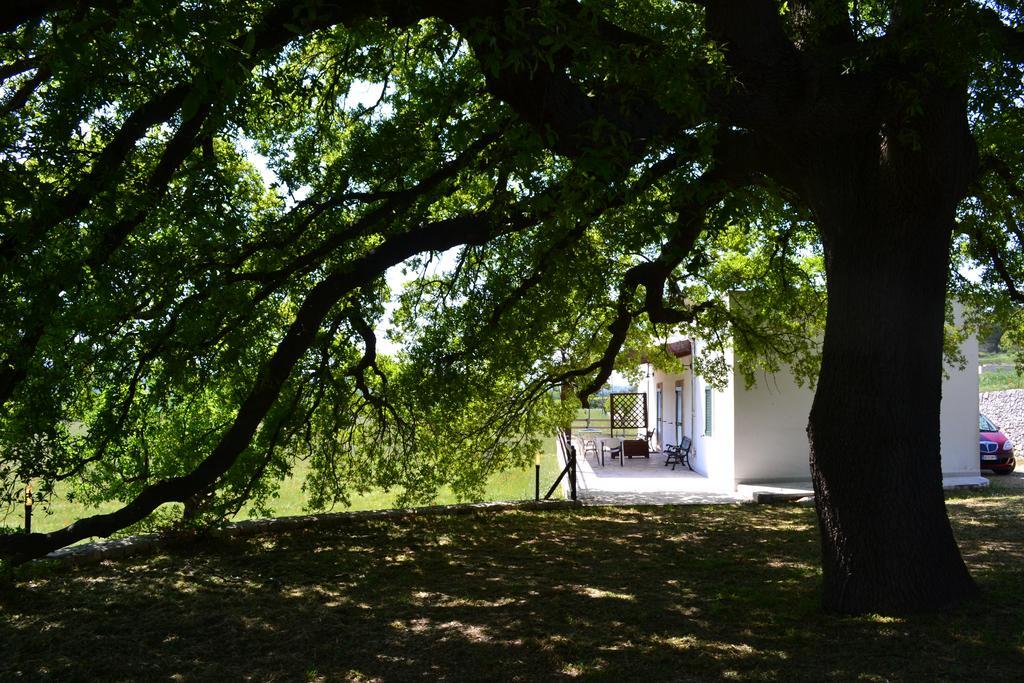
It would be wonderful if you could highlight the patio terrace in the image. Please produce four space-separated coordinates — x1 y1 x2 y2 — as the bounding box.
559 434 746 505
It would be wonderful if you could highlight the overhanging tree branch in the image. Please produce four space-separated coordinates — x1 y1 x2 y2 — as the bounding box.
0 205 530 562
571 137 762 403
974 5 1024 63
0 0 440 410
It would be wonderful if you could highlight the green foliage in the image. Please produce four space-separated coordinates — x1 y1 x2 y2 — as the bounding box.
1 0 1023 548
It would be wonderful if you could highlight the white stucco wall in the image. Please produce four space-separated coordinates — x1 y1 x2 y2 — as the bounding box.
732 365 816 484
691 344 736 491
940 331 980 477
642 323 980 490
647 348 737 491
646 368 685 451
729 331 980 485
645 356 732 491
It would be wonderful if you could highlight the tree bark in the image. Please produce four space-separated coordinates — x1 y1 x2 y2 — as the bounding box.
806 89 979 614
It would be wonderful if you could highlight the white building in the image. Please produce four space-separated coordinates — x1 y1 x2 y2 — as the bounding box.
642 335 983 493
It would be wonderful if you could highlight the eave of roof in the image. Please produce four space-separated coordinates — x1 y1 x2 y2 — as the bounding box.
639 339 692 363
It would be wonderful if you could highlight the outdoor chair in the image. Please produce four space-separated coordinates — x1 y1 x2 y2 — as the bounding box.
664 436 693 471
604 442 622 467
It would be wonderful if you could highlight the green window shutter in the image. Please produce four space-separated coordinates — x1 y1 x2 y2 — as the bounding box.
704 387 713 436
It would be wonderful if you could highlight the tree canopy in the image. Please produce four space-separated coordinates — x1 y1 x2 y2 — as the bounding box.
1 0 1023 613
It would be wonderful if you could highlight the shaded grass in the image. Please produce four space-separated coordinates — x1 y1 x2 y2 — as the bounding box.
3 488 1024 681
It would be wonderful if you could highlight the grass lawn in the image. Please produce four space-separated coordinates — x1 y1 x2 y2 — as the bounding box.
978 350 1024 391
979 368 1024 392
979 350 1020 367
4 485 1024 681
18 439 563 537
573 407 612 432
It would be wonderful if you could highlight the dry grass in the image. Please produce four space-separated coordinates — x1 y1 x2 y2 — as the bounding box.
2 489 1024 682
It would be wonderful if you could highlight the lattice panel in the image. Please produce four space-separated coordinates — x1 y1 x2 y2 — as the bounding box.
610 392 648 432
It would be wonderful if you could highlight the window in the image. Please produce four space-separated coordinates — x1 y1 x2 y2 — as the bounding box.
704 387 713 436
655 385 663 447
674 386 683 444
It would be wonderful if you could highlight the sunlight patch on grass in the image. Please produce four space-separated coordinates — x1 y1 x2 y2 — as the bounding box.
438 620 493 643
388 617 501 644
663 634 788 661
664 634 700 649
238 615 280 633
409 590 518 609
865 614 904 624
571 584 637 601
765 559 817 573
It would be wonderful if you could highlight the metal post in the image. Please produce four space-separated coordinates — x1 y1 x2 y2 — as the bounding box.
534 450 541 501
569 445 577 501
24 482 32 534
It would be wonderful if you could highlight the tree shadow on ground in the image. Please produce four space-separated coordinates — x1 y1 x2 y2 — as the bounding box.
2 501 1023 681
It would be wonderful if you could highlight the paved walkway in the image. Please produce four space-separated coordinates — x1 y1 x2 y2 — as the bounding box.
560 446 989 506
566 448 746 505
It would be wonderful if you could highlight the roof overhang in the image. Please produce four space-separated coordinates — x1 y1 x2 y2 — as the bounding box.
640 339 692 363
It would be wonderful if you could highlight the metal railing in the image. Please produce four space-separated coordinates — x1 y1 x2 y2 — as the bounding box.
540 429 577 501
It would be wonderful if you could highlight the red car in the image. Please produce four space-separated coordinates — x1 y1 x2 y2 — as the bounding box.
980 413 1015 474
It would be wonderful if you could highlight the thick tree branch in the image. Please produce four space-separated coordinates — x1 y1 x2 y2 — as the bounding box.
0 101 215 408
974 5 1024 63
704 0 798 76
0 0 396 408
0 206 530 562
484 152 688 331
0 0 81 33
571 136 761 403
787 0 856 50
0 82 184 263
0 58 38 82
0 66 50 116
986 245 1024 305
980 153 1024 205
0 0 351 263
440 0 686 159
241 131 500 285
346 309 404 429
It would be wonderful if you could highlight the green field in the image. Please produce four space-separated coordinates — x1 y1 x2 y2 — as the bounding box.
18 438 563 537
979 350 1020 366
979 350 1024 392
5 484 1024 681
980 367 1024 392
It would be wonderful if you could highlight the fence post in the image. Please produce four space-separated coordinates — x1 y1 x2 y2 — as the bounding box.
535 450 541 501
24 482 32 534
569 445 577 501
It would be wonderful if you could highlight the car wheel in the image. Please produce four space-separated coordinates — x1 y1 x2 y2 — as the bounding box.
995 461 1016 474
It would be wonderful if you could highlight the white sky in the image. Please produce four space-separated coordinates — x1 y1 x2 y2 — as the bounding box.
378 248 461 355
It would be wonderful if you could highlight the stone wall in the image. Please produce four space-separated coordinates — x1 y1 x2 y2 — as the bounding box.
979 389 1024 447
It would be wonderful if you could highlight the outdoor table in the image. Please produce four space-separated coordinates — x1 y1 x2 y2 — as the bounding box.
576 430 608 466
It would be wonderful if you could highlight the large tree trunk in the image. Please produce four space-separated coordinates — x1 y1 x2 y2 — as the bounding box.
806 90 979 613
